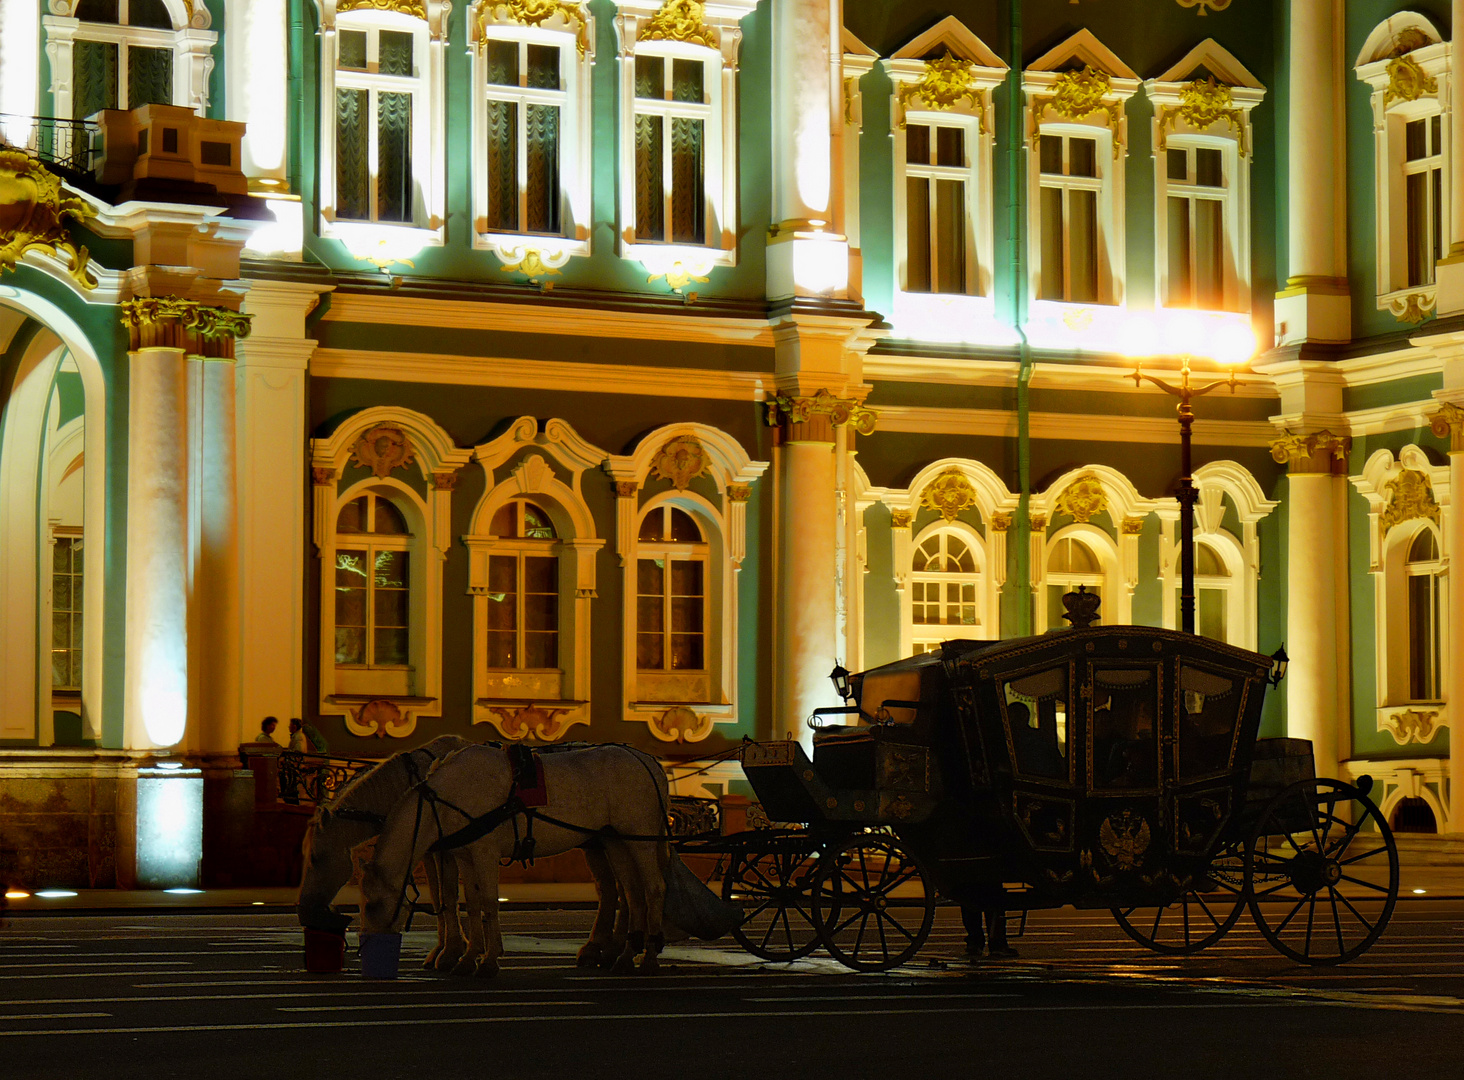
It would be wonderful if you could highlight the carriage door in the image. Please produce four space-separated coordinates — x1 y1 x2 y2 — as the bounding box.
1081 657 1164 879
998 663 1078 856
1170 661 1252 859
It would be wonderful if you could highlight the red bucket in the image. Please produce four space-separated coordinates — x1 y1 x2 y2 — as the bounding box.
303 928 346 973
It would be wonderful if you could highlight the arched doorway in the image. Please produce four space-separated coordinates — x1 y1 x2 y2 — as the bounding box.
1390 796 1438 834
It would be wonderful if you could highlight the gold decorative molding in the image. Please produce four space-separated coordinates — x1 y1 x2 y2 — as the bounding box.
1030 513 1048 531
478 0 589 57
120 297 253 357
1380 708 1442 746
614 480 640 498
727 483 751 502
919 468 979 523
431 470 461 491
1054 474 1108 524
765 390 877 437
346 698 415 738
499 247 563 280
338 0 427 18
1379 469 1440 537
649 435 711 490
1269 429 1350 473
1157 77 1247 156
1120 516 1146 535
843 76 859 126
990 511 1013 533
647 261 709 293
312 467 337 487
648 705 713 743
0 150 96 290
1032 66 1124 158
890 509 914 530
1389 291 1435 325
1429 402 1464 452
1384 55 1438 106
637 0 716 49
898 53 987 133
484 702 581 741
1175 0 1232 14
350 424 416 479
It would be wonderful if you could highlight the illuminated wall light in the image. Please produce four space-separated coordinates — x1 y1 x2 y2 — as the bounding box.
243 198 304 260
790 234 849 297
135 770 204 889
35 889 78 899
4 890 30 899
164 887 204 895
1413 888 1427 895
141 681 188 748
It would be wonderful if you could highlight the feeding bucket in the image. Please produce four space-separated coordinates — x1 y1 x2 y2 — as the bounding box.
303 927 346 973
359 932 402 979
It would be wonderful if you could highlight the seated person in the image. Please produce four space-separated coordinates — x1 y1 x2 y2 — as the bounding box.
1008 702 1064 779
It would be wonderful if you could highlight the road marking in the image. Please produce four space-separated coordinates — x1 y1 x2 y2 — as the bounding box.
276 1000 596 1012
744 992 1023 1002
0 1013 112 1021
2 969 287 982
0 961 194 969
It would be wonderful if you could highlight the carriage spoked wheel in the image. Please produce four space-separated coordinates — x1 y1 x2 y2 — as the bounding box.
809 834 936 973
722 839 824 962
1111 840 1248 955
1245 779 1400 966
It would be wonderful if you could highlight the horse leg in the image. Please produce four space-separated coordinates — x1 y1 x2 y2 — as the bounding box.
474 854 503 979
433 854 468 972
450 853 486 977
422 854 444 969
601 839 648 976
628 838 669 975
577 843 618 968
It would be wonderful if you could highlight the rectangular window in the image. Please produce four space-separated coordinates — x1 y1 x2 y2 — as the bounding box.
126 45 172 109
632 53 710 245
334 25 420 225
334 546 409 666
903 121 969 294
1404 116 1444 289
1037 133 1101 303
72 40 119 117
637 555 705 671
1165 144 1227 308
483 38 563 236
51 537 83 691
1408 572 1440 700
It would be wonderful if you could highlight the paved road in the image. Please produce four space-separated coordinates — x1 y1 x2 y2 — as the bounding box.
1 902 1461 1080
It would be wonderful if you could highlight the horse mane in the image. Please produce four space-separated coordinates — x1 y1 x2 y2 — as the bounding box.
306 735 471 841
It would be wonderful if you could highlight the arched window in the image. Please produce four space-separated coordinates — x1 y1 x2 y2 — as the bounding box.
333 493 412 669
909 530 982 655
1046 535 1105 626
1182 540 1233 643
636 505 708 684
485 499 559 670
1405 527 1442 702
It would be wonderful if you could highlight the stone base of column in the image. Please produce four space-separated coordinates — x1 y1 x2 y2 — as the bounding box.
1434 253 1464 318
1275 282 1352 345
766 229 850 302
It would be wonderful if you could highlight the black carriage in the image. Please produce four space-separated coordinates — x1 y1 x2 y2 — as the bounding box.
699 627 1399 972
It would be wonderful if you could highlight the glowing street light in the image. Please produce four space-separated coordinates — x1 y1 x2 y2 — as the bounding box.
1124 313 1256 634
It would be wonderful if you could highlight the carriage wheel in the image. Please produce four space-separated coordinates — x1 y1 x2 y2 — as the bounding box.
1245 779 1399 966
1111 841 1246 955
722 841 823 962
809 835 935 973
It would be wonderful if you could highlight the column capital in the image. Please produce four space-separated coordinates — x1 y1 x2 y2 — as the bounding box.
1430 401 1464 452
121 296 252 358
889 508 914 530
1269 429 1350 474
765 389 876 442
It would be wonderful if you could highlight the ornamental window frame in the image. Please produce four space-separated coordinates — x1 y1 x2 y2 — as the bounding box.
42 0 217 119
464 416 607 743
469 1 594 270
314 0 449 259
310 406 471 739
1355 16 1453 320
1144 44 1264 316
1023 31 1139 315
906 523 987 656
612 0 755 283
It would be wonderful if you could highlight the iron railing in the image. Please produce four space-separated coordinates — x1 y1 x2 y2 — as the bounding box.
278 751 379 806
0 114 99 176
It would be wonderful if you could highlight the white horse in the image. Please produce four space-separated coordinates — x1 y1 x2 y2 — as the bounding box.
361 742 670 976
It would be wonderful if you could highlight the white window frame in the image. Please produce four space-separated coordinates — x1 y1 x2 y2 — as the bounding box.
612 1 754 281
895 112 981 295
1039 527 1117 631
470 2 593 269
42 0 216 118
1355 23 1452 318
1401 524 1444 703
635 503 712 690
1033 124 1111 305
905 523 987 656
315 0 448 258
1157 137 1239 311
331 490 415 672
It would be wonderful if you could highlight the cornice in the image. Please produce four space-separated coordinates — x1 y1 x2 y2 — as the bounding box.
875 405 1277 447
865 353 1278 400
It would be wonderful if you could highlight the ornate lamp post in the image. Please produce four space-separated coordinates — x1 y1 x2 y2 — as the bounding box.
1123 316 1255 634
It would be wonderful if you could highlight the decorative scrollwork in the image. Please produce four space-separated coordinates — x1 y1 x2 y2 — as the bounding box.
1269 429 1349 471
120 297 253 357
350 424 416 478
1379 709 1443 746
498 247 564 281
1174 0 1232 15
1384 55 1437 106
647 261 709 293
919 469 979 523
1053 474 1108 524
764 389 877 436
638 0 716 49
649 705 712 743
1429 402 1464 451
0 150 96 290
649 435 711 490
898 53 986 133
667 796 720 837
1158 77 1247 156
1389 291 1435 325
1032 66 1124 158
479 0 589 56
1379 469 1440 537
278 751 378 806
338 0 427 18
485 703 581 741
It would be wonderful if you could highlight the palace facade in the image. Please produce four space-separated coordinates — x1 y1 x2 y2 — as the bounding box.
0 0 1460 888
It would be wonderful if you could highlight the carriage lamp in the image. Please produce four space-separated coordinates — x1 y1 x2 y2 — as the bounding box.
1268 646 1289 686
829 663 852 701
1122 313 1257 635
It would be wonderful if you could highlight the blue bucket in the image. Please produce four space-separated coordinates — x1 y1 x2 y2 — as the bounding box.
359 932 402 979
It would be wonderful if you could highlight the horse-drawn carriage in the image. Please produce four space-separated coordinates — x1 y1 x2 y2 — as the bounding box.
692 626 1399 972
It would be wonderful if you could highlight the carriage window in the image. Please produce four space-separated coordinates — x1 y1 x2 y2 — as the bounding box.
1091 667 1159 789
1002 668 1069 781
1177 666 1242 779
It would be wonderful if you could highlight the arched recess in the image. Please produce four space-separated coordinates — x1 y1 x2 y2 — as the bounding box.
604 423 769 743
0 291 109 747
464 417 607 742
309 406 472 738
1040 522 1122 630
1030 464 1160 629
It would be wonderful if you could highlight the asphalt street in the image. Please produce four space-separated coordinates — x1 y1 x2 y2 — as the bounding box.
0 902 1461 1080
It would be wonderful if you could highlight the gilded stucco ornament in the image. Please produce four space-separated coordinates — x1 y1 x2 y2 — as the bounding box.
615 480 639 498
1380 708 1443 746
890 508 914 530
1054 474 1109 524
898 53 986 133
649 436 711 490
1158 77 1246 156
990 511 1013 532
338 0 428 18
1120 516 1146 535
1384 55 1438 106
919 469 979 523
120 297 253 356
1032 66 1124 157
485 703 579 741
499 247 562 281
348 698 415 738
1174 0 1232 14
0 150 96 290
727 483 751 502
637 0 716 49
650 705 712 743
1379 468 1440 537
764 389 877 436
647 261 709 293
1429 402 1464 450
350 424 417 479
1269 429 1349 469
479 0 589 57
1389 291 1434 325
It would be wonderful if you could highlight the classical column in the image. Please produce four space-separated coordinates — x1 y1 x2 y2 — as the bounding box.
1430 403 1464 830
194 356 241 755
1434 0 1464 315
1276 0 1350 343
769 392 875 752
1270 430 1352 783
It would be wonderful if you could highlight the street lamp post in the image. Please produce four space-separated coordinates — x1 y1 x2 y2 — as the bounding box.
1125 317 1254 635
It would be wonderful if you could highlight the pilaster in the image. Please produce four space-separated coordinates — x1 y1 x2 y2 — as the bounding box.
1429 401 1464 829
1435 0 1464 315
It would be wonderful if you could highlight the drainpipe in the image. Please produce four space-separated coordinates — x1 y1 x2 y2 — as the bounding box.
1008 0 1033 637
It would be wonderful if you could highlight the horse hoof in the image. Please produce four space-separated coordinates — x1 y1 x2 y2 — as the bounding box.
611 950 637 976
450 957 477 977
638 955 660 975
423 947 441 969
598 942 625 970
475 958 500 979
576 943 604 968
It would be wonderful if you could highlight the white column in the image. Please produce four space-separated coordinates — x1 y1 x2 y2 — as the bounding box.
196 357 240 753
777 428 838 754
1276 0 1350 343
1434 0 1464 314
124 347 191 750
